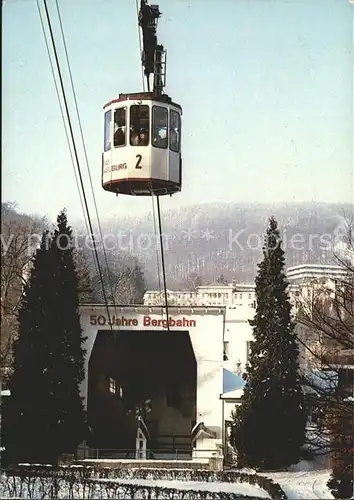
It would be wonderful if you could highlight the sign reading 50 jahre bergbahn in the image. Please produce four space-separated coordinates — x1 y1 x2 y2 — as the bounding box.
89 315 197 328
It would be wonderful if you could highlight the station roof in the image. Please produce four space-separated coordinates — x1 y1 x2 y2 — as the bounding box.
221 368 246 400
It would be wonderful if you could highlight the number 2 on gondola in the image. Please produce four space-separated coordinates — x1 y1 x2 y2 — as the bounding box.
135 154 142 169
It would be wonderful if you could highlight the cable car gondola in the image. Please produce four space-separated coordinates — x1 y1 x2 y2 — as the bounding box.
102 91 182 196
101 1 182 197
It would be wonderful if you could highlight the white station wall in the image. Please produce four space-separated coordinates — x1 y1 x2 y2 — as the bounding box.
79 305 225 435
224 306 254 374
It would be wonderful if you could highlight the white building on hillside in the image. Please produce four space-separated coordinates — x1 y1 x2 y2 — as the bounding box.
144 264 346 313
287 264 347 315
143 284 256 308
287 264 348 283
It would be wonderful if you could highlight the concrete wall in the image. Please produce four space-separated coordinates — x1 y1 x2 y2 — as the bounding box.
224 306 254 375
224 400 241 421
79 305 226 452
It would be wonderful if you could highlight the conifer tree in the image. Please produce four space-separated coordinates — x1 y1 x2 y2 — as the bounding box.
230 216 306 470
5 210 86 464
131 263 146 303
216 274 228 285
327 403 354 499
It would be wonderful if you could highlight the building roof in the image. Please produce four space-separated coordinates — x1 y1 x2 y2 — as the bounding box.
322 351 354 369
220 388 244 400
287 264 346 271
197 284 232 289
222 368 246 395
191 422 218 442
287 264 347 281
232 284 256 290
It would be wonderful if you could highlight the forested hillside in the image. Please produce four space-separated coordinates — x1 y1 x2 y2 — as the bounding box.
97 201 352 289
3 201 351 295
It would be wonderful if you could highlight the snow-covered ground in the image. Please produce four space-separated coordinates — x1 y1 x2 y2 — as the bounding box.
95 477 271 497
260 456 334 499
0 450 338 499
0 475 271 499
0 464 335 500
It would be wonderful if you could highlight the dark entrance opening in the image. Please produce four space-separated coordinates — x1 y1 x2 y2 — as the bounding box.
87 329 197 458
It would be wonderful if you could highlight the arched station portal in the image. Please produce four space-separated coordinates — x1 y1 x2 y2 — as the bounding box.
79 305 226 459
87 329 196 456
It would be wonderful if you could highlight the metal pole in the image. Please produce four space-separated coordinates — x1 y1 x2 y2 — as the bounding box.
0 380 11 471
221 397 225 462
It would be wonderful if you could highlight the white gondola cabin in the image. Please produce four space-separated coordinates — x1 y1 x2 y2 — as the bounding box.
102 92 182 196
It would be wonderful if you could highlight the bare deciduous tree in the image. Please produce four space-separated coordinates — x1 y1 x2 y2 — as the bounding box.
1 203 49 378
184 273 204 292
294 218 353 496
73 249 93 303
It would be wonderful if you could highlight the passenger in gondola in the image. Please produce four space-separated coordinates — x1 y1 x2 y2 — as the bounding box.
114 110 126 146
114 127 125 147
130 127 140 146
139 128 149 146
153 126 167 148
170 127 178 149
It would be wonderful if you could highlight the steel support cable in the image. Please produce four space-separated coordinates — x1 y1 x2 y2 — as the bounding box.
135 0 162 299
156 196 170 326
53 0 117 315
41 0 113 328
151 194 162 293
35 0 97 278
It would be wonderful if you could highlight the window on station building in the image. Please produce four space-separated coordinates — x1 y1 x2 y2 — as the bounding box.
169 109 181 153
113 107 126 147
248 293 252 299
152 106 168 148
104 110 111 152
130 105 149 146
223 341 230 361
108 377 116 394
108 377 123 397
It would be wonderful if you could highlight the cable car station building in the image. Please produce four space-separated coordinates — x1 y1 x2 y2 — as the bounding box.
79 304 230 460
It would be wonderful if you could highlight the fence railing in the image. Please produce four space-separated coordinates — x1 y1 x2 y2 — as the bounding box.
322 353 354 367
77 446 221 461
